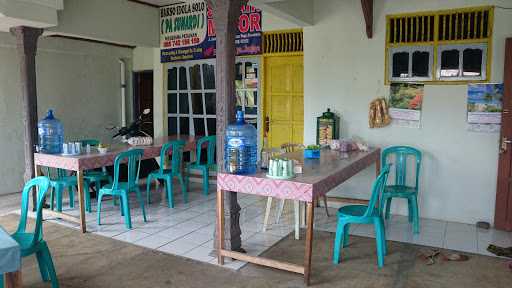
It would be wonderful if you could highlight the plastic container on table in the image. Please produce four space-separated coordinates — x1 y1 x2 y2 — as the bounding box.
38 109 64 154
225 110 257 174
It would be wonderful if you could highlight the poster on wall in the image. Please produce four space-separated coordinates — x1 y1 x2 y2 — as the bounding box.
160 0 262 63
389 83 424 128
467 83 504 133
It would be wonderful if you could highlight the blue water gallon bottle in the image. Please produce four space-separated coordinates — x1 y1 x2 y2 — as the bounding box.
225 110 257 174
38 109 64 154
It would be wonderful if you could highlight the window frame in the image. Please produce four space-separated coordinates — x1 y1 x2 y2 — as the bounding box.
385 5 494 85
388 45 434 82
436 43 487 81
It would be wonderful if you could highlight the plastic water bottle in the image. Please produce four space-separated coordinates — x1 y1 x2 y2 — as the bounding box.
225 110 257 174
38 109 64 154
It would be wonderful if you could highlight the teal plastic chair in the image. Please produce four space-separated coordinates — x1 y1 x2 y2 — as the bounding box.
10 176 59 288
380 146 422 234
186 136 216 196
332 164 391 268
46 168 77 212
147 140 187 207
97 149 147 229
79 139 113 213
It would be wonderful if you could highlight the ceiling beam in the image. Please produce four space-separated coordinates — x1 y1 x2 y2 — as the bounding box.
361 0 373 38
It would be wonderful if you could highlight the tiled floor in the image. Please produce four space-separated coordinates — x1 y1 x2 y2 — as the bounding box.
3 183 512 271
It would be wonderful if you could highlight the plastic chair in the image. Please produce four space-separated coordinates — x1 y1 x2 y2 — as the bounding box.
147 140 187 207
332 164 391 268
79 139 113 213
380 146 422 234
9 176 59 288
97 149 147 229
186 136 216 196
46 168 77 212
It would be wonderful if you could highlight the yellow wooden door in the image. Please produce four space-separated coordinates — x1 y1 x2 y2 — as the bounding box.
264 55 304 148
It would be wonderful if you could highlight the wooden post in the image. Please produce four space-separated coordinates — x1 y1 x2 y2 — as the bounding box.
10 26 43 209
211 0 247 252
361 0 373 38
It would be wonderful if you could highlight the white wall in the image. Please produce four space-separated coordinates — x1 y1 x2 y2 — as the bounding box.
133 47 155 71
304 0 512 224
0 32 132 195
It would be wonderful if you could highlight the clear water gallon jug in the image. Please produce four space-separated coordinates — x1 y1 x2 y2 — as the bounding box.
225 110 257 174
38 109 64 154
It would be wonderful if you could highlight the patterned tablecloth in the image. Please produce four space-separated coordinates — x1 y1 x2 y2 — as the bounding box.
0 226 20 274
217 148 380 202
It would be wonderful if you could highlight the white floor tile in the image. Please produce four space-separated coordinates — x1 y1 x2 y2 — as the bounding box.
113 230 150 243
183 246 217 262
134 234 172 249
158 239 199 256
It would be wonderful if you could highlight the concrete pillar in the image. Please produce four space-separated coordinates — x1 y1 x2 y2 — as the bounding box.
10 26 43 190
212 0 247 253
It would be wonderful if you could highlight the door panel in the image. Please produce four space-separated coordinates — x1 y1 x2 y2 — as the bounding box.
495 38 512 231
264 55 304 148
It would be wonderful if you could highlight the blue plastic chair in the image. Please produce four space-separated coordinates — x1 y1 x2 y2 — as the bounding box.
380 146 422 234
332 164 391 268
147 140 187 207
9 177 59 288
97 149 147 229
46 168 77 212
186 136 216 196
79 139 113 213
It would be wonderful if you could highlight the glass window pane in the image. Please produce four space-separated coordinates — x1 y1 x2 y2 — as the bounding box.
392 52 409 78
179 67 188 90
236 90 245 108
207 118 216 135
205 93 216 115
246 91 257 107
202 64 215 89
193 118 206 136
179 117 189 135
440 49 460 77
412 51 430 77
191 93 204 115
168 117 177 135
236 63 243 81
168 93 177 114
245 62 258 88
463 48 483 77
168 67 177 91
189 64 202 90
179 93 189 114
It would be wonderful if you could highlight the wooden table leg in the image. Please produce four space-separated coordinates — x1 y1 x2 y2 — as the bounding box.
76 170 87 233
5 270 22 288
304 202 314 285
217 187 225 265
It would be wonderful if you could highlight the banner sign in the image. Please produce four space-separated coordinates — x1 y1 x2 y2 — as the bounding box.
160 0 262 63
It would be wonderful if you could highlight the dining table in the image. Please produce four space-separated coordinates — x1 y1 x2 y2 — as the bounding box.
0 226 21 288
34 135 200 233
216 147 381 285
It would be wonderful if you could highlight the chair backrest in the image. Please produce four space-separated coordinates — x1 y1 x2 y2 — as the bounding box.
44 167 69 181
79 139 100 147
159 140 186 173
112 149 144 189
365 164 391 217
195 135 216 165
381 146 422 189
16 176 51 247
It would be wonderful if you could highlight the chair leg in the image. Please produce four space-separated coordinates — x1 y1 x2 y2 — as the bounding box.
55 185 63 212
97 191 104 225
120 193 132 229
380 217 388 256
374 218 385 268
36 250 50 281
146 174 153 204
407 198 413 223
385 197 392 220
411 195 420 234
135 187 147 223
68 186 75 208
275 199 286 224
294 200 300 240
323 196 330 217
84 179 91 213
165 177 174 208
41 242 59 288
178 174 188 203
49 186 55 211
332 220 345 264
262 197 273 232
202 167 209 196
343 223 350 248
185 165 190 192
